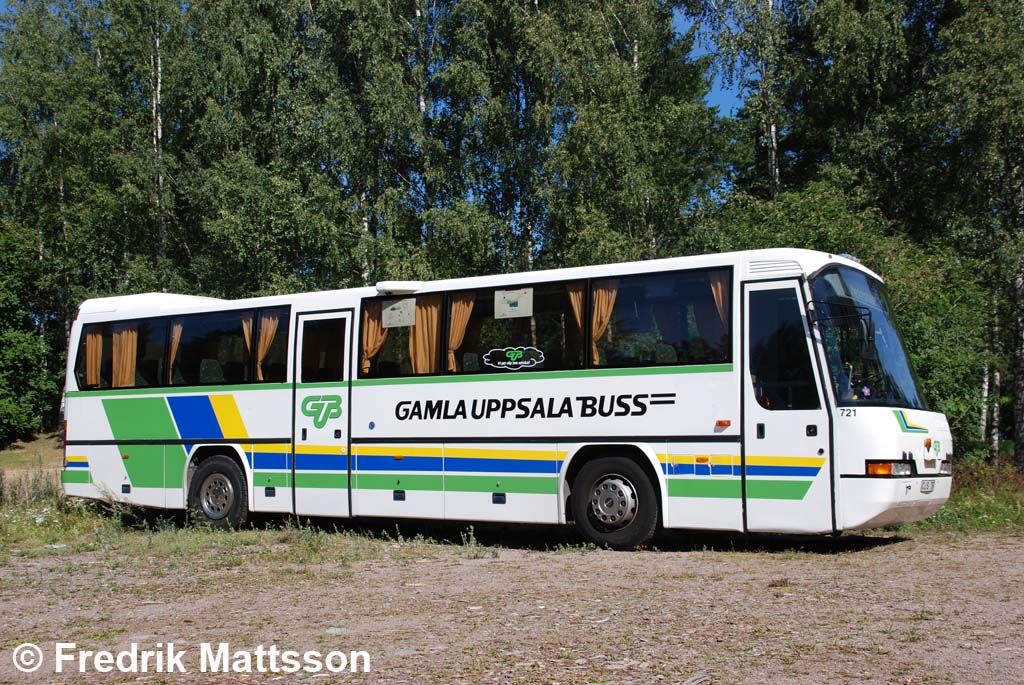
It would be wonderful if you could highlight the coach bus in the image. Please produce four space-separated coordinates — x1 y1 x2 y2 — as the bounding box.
61 248 952 549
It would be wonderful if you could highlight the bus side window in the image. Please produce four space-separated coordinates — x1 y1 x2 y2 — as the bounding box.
446 281 584 374
748 289 820 410
593 268 731 369
359 294 441 378
169 311 253 386
301 318 347 382
75 323 113 390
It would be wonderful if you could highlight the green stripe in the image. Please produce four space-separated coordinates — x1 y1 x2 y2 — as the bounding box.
67 382 291 398
254 471 292 487
667 479 812 500
351 363 733 387
355 474 443 491
445 475 558 494
295 473 349 488
745 480 812 500
668 479 742 498
61 470 91 484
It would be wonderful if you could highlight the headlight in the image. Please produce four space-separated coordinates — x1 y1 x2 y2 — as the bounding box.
866 460 914 477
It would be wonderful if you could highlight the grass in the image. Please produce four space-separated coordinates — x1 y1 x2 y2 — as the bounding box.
906 460 1024 531
0 432 63 470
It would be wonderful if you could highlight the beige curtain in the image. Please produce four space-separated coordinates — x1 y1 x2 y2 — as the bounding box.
447 292 476 371
590 280 619 366
241 314 254 356
85 328 104 387
111 323 138 388
361 300 389 374
708 270 729 326
566 283 585 332
255 312 280 381
409 295 441 374
167 318 183 384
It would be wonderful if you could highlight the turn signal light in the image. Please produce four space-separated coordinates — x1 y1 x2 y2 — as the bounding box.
924 438 932 450
866 461 913 477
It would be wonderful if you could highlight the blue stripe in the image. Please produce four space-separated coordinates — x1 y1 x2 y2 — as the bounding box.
167 396 223 440
65 462 89 469
356 455 443 472
295 453 347 471
444 457 557 474
253 452 290 470
745 466 820 477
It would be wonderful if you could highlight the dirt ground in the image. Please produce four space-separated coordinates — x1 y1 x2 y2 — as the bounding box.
0 523 1022 685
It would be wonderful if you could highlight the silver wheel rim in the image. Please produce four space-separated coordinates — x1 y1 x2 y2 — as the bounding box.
199 473 234 520
589 474 638 528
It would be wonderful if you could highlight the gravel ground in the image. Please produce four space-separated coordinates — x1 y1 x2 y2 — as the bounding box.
1 526 1021 684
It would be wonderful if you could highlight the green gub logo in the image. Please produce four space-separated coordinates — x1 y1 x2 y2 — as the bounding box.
505 349 524 362
301 395 344 429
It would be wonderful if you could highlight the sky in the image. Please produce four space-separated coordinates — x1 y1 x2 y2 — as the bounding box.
673 11 744 116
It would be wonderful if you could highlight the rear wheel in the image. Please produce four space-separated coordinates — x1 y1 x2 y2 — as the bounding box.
187 455 248 529
571 456 658 550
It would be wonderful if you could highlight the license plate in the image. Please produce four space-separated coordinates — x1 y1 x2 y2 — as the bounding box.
921 479 935 494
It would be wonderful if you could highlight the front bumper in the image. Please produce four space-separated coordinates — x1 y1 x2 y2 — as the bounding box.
839 475 952 530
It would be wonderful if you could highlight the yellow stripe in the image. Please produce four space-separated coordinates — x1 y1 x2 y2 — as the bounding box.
253 443 291 453
296 444 346 455
210 395 248 439
444 447 566 461
746 456 826 467
65 455 89 463
354 445 443 458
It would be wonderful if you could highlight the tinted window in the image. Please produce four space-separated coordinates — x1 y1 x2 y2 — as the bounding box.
359 294 441 377
170 311 252 386
748 289 820 410
254 307 290 383
74 319 166 389
302 318 347 382
593 269 731 368
448 282 584 374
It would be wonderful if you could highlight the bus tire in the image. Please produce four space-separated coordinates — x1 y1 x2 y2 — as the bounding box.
187 455 248 529
571 456 658 550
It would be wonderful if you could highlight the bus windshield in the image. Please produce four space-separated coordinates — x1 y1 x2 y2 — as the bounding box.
810 266 926 409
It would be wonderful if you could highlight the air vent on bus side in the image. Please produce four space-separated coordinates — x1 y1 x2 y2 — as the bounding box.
746 259 803 278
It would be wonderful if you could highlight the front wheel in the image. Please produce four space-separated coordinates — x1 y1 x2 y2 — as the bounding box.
187 455 249 529
571 457 659 550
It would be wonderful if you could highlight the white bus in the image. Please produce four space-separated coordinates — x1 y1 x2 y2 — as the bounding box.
62 248 952 549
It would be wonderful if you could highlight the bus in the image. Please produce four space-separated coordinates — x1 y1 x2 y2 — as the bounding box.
61 248 952 549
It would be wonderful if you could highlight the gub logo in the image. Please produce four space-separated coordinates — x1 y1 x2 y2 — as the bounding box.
301 395 344 428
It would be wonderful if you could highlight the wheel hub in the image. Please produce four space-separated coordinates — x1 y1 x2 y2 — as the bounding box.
199 473 234 520
589 474 638 528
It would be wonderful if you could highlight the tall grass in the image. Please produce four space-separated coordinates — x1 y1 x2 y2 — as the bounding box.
912 460 1024 531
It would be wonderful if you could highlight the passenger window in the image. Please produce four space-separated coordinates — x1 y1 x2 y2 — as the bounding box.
748 289 820 410
447 282 584 374
593 269 731 368
254 307 289 382
302 318 347 382
359 294 441 377
75 319 166 389
169 311 252 386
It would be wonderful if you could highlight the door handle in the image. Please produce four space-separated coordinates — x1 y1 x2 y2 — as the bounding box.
301 428 307 441
756 423 765 439
806 425 818 437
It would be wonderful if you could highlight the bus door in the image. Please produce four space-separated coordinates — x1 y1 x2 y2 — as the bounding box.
742 281 833 533
292 310 353 517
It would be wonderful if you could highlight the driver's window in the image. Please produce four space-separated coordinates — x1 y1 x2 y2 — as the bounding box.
748 289 820 410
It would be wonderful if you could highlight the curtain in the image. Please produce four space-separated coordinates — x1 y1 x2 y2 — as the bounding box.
360 300 389 374
167 318 183 384
255 312 280 381
409 294 441 374
709 270 729 326
111 323 138 388
241 314 254 356
590 280 619 366
566 283 585 332
447 292 476 371
85 328 104 387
